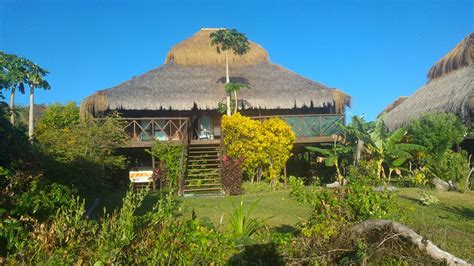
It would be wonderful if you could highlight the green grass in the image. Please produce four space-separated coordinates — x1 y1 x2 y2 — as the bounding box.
98 186 473 260
391 188 474 261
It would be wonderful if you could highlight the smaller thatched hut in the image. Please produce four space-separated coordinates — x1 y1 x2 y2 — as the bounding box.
383 33 474 130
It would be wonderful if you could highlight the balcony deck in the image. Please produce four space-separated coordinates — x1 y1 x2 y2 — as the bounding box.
120 114 344 148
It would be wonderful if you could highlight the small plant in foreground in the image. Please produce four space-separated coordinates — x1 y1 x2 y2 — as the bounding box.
228 199 268 242
419 191 439 206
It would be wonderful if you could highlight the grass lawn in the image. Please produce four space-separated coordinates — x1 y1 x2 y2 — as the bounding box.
98 186 473 261
392 188 474 261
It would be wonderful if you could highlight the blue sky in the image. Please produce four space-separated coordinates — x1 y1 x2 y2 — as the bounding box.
1 0 472 120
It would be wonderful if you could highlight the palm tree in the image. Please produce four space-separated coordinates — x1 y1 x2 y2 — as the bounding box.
210 29 250 115
0 52 27 125
24 60 50 139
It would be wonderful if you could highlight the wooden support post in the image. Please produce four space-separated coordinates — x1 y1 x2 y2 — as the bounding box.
151 154 156 190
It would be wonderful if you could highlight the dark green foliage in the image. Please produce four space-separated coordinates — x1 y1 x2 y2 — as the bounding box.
147 141 184 190
0 106 35 171
36 102 80 129
6 189 236 264
306 141 352 181
35 103 127 194
210 29 250 55
224 82 250 92
426 150 471 191
407 113 466 155
289 163 393 241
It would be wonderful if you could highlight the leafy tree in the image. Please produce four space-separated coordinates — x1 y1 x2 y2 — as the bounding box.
35 103 126 193
210 29 250 115
36 102 80 130
407 113 466 155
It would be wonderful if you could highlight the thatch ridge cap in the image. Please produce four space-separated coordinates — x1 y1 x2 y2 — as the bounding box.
165 28 270 66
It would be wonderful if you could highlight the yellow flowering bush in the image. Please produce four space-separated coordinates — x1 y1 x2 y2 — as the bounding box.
222 113 295 185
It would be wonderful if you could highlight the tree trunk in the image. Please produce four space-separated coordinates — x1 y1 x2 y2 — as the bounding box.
234 90 238 113
225 51 231 116
335 160 343 182
376 159 383 179
10 86 15 125
354 139 364 164
351 219 468 265
28 84 34 140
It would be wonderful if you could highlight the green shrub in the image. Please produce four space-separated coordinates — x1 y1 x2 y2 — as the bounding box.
426 150 470 191
7 188 236 264
402 168 429 187
288 167 394 241
35 105 127 194
147 142 184 190
407 113 466 155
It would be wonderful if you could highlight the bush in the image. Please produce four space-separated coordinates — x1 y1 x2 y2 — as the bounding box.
288 167 394 241
6 188 236 264
407 113 466 155
402 168 429 187
35 104 127 194
222 113 295 186
147 141 184 190
426 150 471 191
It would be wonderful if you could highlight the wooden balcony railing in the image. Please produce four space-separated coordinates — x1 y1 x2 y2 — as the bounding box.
122 117 189 142
251 114 345 138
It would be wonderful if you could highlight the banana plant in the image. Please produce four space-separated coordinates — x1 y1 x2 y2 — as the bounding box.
366 120 424 179
306 140 352 182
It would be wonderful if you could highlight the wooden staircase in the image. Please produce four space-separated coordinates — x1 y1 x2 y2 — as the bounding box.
184 142 222 196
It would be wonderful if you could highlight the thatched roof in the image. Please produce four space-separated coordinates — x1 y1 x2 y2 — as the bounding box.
81 28 350 116
379 96 408 117
383 33 474 130
427 33 474 80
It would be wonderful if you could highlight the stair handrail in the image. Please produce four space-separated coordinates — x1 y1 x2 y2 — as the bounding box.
178 118 189 196
178 117 193 196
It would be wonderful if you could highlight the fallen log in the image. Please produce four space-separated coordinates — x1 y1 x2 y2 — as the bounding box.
351 219 468 265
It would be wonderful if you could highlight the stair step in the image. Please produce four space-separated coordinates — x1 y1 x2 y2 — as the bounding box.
188 169 220 173
186 178 221 182
186 183 221 188
184 187 222 192
187 173 220 176
189 160 220 163
187 163 221 167
189 150 220 154
190 146 220 150
189 154 220 158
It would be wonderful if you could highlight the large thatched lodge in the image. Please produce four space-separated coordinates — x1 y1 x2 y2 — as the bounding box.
382 33 473 131
81 28 351 194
